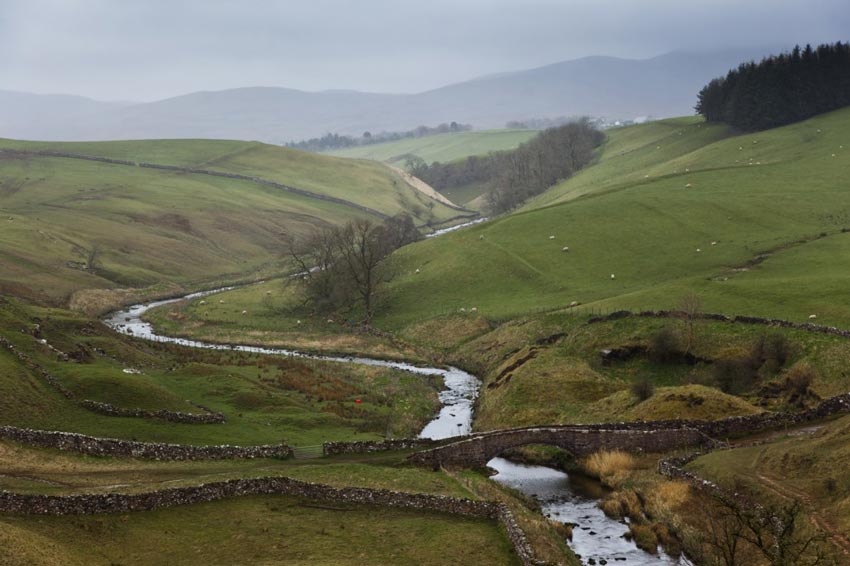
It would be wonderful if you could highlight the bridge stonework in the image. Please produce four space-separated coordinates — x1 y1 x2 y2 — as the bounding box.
409 426 710 468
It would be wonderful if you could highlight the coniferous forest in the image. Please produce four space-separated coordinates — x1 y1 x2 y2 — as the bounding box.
696 42 850 131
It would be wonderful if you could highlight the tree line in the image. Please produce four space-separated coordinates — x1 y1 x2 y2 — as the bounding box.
696 42 850 131
283 214 420 323
408 119 604 214
285 122 472 153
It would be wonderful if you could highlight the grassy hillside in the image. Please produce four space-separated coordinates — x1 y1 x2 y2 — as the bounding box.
0 138 461 308
327 129 537 165
687 414 850 552
376 108 850 328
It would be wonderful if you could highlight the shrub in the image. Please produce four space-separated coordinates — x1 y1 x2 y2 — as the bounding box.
631 378 655 402
713 356 757 394
648 326 681 363
764 333 792 369
784 361 817 395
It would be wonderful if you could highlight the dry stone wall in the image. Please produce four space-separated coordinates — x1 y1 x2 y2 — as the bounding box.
0 149 389 218
0 426 292 460
322 438 441 456
0 335 225 424
0 475 539 565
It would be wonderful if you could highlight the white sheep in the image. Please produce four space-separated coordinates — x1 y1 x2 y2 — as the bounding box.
832 154 837 158
549 235 555 240
219 300 224 304
459 307 466 313
199 300 206 305
241 310 248 315
685 168 690 172
296 320 302 325
569 301 579 307
644 175 650 179
470 307 478 312
817 129 822 133
610 274 616 280
562 246 569 252
711 241 717 246
685 183 692 188
809 314 817 320
696 248 702 252
415 268 420 274
327 319 334 323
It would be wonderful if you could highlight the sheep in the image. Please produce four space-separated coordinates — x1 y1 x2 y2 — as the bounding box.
562 246 570 252
549 235 555 240
327 319 334 323
296 320 302 325
685 183 692 188
241 310 248 315
809 314 817 320
479 235 484 240
832 154 837 158
656 146 661 150
738 146 743 150
817 129 822 133
415 268 420 274
644 175 650 179
685 168 690 172
696 248 701 252
219 300 225 304
711 241 717 246
459 307 466 313
470 307 478 312
266 290 272 295
569 300 579 307
199 300 207 305
610 274 616 280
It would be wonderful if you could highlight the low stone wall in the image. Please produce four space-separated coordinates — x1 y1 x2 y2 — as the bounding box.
0 475 539 565
1 335 224 424
323 438 441 456
587 309 850 339
79 400 226 424
0 426 292 461
0 149 389 219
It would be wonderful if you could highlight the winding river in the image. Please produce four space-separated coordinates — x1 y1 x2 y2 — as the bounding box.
104 282 689 564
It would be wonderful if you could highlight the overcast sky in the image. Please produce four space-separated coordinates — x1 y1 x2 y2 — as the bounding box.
1 0 848 102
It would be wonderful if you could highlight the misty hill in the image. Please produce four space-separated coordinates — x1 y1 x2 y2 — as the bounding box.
1 48 778 143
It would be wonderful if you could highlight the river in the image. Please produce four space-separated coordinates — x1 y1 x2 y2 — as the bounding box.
104 284 690 564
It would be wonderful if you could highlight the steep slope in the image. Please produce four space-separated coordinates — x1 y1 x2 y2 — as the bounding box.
377 108 850 328
0 139 462 307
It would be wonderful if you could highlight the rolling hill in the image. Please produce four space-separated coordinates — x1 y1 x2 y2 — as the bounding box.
327 129 537 165
0 138 464 310
375 107 850 328
0 48 779 142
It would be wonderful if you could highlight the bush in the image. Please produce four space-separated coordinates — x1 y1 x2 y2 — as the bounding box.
631 378 655 402
713 356 757 394
784 361 817 395
648 326 681 363
764 333 792 370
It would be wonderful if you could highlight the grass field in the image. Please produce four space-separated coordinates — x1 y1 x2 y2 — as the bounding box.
0 299 442 446
0 495 519 566
327 129 537 165
375 108 850 329
686 414 850 555
0 138 460 307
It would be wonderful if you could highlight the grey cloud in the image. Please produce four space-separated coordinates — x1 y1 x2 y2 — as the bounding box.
1 0 847 100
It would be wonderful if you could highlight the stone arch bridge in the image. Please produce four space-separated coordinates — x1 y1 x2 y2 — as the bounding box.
409 425 713 468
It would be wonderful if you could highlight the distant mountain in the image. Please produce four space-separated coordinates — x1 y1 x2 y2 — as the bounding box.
0 48 781 143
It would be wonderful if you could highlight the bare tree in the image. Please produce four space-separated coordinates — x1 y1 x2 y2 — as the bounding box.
284 214 418 323
692 491 835 566
677 292 704 354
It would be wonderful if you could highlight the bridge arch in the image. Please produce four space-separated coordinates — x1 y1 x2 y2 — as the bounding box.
410 426 710 468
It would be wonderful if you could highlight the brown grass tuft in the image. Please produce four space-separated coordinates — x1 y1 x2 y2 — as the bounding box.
582 449 637 486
